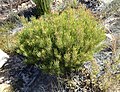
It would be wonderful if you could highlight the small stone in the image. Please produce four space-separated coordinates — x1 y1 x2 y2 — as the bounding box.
0 77 4 83
100 0 113 4
0 83 13 92
5 80 11 84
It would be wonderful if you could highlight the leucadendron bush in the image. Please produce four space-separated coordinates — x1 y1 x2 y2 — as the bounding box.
17 6 105 76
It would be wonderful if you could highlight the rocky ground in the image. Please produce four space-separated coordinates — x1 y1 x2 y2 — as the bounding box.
95 0 120 76
0 54 102 92
0 0 35 21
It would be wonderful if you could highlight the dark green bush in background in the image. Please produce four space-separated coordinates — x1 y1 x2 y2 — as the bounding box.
17 6 105 76
33 0 51 17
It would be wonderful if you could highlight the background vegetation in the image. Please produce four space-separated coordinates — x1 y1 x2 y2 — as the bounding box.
33 0 51 18
0 22 18 53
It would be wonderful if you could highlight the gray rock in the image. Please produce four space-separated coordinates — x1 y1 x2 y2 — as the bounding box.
93 0 120 77
0 77 4 84
0 49 9 68
100 0 113 4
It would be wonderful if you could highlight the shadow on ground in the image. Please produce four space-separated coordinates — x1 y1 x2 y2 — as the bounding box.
0 54 60 92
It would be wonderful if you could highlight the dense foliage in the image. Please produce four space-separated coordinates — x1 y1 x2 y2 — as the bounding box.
17 6 105 76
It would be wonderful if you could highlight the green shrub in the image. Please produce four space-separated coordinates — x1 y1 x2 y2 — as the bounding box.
33 0 51 16
17 6 105 76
